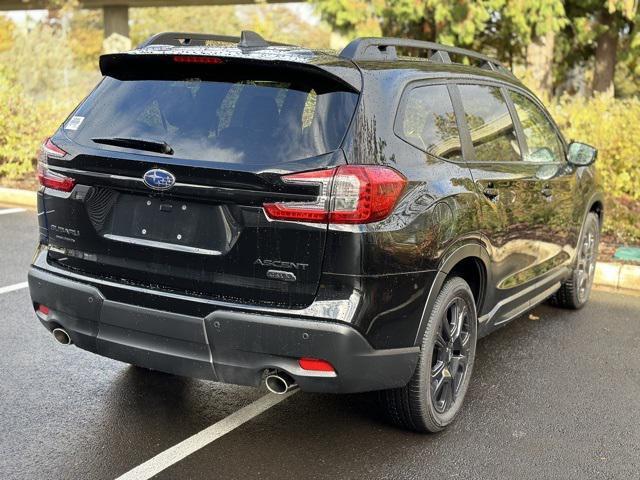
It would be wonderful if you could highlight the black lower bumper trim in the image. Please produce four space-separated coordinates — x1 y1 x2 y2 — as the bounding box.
28 266 419 393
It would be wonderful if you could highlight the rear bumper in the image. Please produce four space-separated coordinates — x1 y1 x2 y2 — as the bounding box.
28 266 419 393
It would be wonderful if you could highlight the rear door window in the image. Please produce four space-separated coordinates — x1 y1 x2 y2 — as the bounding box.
457 84 521 162
396 84 463 161
65 75 358 167
509 91 564 163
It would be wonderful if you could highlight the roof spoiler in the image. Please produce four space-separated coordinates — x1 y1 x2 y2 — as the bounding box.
98 52 361 92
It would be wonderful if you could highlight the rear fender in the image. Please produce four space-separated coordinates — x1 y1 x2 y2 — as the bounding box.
412 241 491 346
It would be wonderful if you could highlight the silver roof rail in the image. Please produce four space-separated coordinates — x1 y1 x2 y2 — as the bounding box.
340 37 514 77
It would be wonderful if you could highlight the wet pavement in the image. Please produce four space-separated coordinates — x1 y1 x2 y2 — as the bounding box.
1 205 639 480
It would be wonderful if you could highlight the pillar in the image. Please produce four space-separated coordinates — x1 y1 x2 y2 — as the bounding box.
103 5 129 40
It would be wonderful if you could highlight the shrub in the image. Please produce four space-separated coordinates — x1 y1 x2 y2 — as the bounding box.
0 66 72 178
0 24 98 179
549 95 640 201
548 95 640 243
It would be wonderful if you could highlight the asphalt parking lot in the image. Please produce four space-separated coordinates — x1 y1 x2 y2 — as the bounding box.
1 204 639 480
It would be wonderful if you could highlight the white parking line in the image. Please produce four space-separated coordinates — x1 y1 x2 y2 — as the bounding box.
0 282 29 295
0 208 26 216
115 390 298 480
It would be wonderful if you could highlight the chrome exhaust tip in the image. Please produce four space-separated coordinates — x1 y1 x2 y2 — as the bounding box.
265 372 297 395
52 328 72 345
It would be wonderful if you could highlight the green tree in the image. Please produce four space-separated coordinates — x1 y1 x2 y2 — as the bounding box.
312 0 497 47
563 0 638 97
312 0 566 96
614 12 640 97
479 1 566 97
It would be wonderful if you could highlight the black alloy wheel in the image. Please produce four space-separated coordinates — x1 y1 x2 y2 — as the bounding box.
551 212 600 310
431 296 473 414
380 276 478 433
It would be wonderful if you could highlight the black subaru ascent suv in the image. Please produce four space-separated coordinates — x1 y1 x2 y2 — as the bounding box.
29 31 602 432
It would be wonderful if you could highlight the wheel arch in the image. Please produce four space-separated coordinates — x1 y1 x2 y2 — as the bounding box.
448 256 487 315
413 242 491 346
571 192 605 265
580 190 604 227
589 198 604 226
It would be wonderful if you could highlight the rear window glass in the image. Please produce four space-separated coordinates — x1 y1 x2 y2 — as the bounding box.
65 75 358 166
397 84 462 161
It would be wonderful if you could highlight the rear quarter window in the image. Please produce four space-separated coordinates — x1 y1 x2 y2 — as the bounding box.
395 84 463 161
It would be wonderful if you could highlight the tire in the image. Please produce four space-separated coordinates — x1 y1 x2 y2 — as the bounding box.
379 277 478 433
128 364 153 372
550 212 600 310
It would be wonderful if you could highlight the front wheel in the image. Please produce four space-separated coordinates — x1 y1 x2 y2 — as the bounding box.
551 212 600 310
379 276 477 433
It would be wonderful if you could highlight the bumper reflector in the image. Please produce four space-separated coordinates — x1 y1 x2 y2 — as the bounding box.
37 304 50 315
298 357 335 373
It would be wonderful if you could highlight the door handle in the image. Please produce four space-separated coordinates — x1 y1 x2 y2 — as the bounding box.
483 186 499 199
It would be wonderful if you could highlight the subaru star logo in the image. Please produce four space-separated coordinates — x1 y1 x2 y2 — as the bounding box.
143 169 175 191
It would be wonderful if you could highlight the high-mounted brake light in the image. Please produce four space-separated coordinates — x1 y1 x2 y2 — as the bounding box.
37 138 75 192
263 166 406 224
299 357 335 373
173 55 224 64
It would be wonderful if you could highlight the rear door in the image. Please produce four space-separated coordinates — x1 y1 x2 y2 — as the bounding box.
41 57 359 308
454 83 551 299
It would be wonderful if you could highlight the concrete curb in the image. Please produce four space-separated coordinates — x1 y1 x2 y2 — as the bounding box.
0 187 37 208
594 262 640 295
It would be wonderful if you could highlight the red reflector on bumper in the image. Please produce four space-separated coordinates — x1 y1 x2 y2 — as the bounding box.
37 305 50 315
298 357 335 372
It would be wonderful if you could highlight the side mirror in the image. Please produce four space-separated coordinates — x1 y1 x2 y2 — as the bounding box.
567 141 597 166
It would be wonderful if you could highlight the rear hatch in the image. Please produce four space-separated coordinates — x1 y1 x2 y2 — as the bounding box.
40 50 360 308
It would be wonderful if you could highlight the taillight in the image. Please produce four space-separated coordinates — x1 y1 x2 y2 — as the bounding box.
330 166 407 224
264 169 334 223
263 166 406 224
41 137 66 158
37 165 76 192
37 138 75 192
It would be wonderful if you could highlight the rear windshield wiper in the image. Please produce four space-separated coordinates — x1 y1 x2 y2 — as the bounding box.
92 137 174 155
